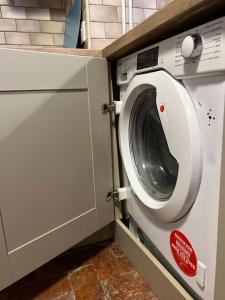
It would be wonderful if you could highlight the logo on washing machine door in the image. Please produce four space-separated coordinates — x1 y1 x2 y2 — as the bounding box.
170 230 197 277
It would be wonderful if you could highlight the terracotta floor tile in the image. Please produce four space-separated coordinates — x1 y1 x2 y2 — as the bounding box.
92 242 135 281
101 271 158 300
92 246 117 281
9 275 73 300
2 241 159 300
63 246 94 271
70 264 104 300
112 251 135 276
110 242 124 257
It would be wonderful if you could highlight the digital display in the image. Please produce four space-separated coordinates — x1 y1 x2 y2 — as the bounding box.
137 46 159 70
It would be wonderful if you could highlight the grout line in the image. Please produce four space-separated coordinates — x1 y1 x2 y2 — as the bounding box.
68 275 76 300
3 31 6 44
68 263 94 276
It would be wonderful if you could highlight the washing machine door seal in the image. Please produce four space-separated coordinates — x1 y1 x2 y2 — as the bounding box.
119 70 202 222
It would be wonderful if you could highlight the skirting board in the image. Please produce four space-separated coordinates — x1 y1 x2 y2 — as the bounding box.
115 219 193 300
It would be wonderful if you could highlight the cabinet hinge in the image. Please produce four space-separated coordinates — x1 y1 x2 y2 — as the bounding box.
106 187 129 202
101 101 122 115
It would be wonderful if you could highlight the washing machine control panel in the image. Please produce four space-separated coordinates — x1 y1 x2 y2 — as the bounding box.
137 46 159 70
117 16 225 85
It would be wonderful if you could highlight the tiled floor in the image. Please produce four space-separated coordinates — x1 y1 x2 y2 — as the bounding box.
0 241 159 300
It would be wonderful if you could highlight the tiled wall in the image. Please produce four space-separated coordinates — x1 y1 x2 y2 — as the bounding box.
158 0 173 8
0 0 173 49
0 0 66 48
84 0 158 49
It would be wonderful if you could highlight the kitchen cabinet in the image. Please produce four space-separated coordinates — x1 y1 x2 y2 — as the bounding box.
0 49 114 288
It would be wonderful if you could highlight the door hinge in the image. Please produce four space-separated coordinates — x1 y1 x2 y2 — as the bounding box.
106 187 129 202
101 101 122 115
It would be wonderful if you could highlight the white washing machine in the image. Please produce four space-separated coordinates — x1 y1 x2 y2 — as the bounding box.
116 16 225 300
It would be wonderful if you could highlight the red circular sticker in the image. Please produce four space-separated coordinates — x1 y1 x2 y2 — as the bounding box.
170 230 197 277
160 104 165 112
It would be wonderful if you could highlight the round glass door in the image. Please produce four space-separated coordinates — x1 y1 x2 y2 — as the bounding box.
129 87 178 202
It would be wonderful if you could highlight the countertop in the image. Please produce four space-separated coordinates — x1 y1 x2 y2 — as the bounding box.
2 0 225 61
102 0 225 60
17 48 103 58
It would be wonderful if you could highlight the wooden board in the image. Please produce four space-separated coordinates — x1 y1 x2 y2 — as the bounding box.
102 0 225 60
0 47 102 58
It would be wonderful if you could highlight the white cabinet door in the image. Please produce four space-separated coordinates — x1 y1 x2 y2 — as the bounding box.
0 49 114 286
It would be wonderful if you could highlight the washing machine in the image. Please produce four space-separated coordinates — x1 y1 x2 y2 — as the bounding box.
116 16 225 300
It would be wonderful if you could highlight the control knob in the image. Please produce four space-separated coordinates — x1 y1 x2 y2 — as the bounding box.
181 34 203 59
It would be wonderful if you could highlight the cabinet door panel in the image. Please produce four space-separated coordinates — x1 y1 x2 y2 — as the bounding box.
0 91 95 252
0 217 12 290
9 209 97 281
0 50 114 285
0 49 87 91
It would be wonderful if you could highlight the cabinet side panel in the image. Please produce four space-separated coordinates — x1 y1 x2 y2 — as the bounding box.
87 58 114 229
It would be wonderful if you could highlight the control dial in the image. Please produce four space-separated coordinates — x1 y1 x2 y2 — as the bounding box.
181 34 203 59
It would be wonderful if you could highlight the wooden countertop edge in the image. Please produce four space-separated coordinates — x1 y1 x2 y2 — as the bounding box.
0 47 103 58
102 0 224 60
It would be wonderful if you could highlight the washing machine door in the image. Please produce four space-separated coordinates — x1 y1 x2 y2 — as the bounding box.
119 70 202 222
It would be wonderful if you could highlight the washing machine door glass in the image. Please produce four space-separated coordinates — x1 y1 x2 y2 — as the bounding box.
129 87 178 201
119 70 202 222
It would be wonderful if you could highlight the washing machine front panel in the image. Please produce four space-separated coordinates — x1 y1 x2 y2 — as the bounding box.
119 70 202 222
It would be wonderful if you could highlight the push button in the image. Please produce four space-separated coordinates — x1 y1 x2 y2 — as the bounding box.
197 261 206 289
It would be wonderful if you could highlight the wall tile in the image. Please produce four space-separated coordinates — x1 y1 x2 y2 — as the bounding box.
27 8 51 20
5 32 30 44
133 0 157 9
53 33 64 46
105 22 122 38
144 8 157 18
50 9 65 21
0 0 13 5
39 0 62 9
0 1 67 48
0 19 16 31
14 0 39 7
1 6 26 19
91 38 114 49
103 0 121 6
89 0 102 4
89 5 117 22
133 7 144 24
0 32 5 43
19 44 57 48
90 22 105 38
30 32 54 45
158 0 173 8
16 19 40 32
40 20 65 33
117 6 130 23
117 6 122 22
